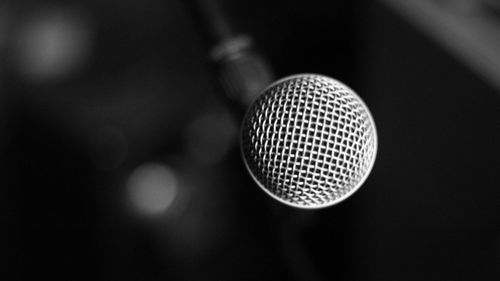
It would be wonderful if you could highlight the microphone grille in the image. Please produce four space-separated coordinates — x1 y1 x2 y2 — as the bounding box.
241 74 377 209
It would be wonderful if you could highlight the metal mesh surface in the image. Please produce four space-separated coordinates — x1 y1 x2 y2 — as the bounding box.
241 74 377 208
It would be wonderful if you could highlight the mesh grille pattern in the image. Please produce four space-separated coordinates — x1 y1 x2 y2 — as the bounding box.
241 74 377 208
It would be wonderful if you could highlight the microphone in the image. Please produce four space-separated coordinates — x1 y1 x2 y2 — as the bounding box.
241 74 377 209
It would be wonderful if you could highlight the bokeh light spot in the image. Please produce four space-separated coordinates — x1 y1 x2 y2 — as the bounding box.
12 8 92 82
127 163 178 216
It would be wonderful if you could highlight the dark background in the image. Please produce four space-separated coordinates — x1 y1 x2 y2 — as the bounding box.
1 0 499 280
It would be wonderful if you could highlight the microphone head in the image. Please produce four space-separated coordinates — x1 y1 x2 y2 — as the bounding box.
241 74 377 209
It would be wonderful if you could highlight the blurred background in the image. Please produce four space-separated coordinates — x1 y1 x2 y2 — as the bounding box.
1 0 499 280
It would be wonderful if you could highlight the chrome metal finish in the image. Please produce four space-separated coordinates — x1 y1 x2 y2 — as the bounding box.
241 74 377 209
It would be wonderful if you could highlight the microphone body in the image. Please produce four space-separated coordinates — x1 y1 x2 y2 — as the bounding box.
184 0 274 108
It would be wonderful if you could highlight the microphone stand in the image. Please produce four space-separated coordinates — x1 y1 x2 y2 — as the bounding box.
184 0 274 116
